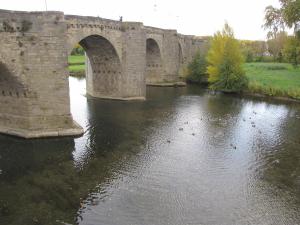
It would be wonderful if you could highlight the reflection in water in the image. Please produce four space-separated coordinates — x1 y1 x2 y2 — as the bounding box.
0 77 299 225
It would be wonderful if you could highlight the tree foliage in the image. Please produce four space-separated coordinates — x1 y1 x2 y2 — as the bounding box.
240 40 254 62
264 1 300 66
281 0 300 29
267 31 288 62
71 44 85 56
240 40 268 62
186 51 208 83
207 23 248 92
284 36 300 66
264 0 300 37
264 5 286 38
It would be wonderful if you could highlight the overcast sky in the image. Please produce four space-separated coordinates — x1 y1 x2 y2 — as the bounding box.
0 0 282 40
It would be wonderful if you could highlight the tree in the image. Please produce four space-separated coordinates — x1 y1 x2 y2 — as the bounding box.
240 40 254 62
71 43 84 55
267 31 288 62
207 23 248 92
284 36 300 66
240 40 268 62
264 5 285 38
186 51 208 83
264 0 300 37
281 0 300 33
252 41 268 61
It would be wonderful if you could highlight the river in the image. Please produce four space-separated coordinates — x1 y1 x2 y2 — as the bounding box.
0 77 299 225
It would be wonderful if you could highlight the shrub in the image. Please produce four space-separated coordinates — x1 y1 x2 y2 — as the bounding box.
186 51 208 83
265 65 287 70
71 44 85 56
287 89 300 99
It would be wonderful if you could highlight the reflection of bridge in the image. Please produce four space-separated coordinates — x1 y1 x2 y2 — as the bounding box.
0 10 209 138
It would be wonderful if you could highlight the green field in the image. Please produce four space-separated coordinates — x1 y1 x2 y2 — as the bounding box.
68 55 85 76
68 55 85 65
69 64 85 71
244 63 300 99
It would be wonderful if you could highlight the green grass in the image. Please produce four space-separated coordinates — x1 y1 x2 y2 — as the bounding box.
69 64 85 71
244 62 300 99
68 55 85 77
68 55 85 65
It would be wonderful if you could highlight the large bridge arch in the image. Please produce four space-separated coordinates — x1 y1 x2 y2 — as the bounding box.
145 38 163 84
70 34 123 98
65 21 146 100
66 32 122 60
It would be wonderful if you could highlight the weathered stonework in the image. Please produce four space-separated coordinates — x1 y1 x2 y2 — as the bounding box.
0 10 83 138
0 9 209 138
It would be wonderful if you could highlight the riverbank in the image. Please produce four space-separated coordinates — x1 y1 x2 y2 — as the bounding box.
242 91 300 104
187 62 300 102
244 62 300 100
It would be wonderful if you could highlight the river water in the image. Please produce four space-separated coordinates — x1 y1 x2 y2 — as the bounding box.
0 77 300 225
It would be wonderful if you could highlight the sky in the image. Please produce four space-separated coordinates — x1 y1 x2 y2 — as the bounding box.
0 0 282 40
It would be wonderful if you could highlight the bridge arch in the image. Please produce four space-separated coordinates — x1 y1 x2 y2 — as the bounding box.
146 38 163 84
67 32 122 60
71 34 122 98
178 42 184 65
177 42 185 77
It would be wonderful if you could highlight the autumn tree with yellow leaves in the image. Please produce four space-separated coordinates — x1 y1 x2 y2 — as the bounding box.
207 23 248 92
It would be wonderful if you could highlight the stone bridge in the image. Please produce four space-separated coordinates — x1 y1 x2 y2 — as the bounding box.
0 9 209 138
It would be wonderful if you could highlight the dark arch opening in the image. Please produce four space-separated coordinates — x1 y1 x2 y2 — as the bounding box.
69 35 122 97
178 43 184 65
146 38 163 84
178 43 184 78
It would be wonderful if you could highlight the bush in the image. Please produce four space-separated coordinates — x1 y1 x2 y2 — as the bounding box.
186 51 208 83
265 65 287 70
287 89 300 99
210 56 248 92
207 23 248 92
259 55 275 62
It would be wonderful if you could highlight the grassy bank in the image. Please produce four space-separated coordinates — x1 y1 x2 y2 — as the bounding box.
244 63 300 100
68 55 85 77
69 55 85 65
